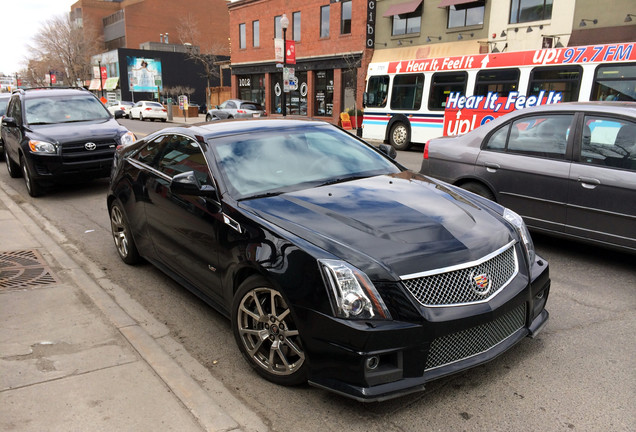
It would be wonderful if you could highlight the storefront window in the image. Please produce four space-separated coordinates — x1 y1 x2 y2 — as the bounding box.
271 72 307 115
238 74 266 106
314 70 334 116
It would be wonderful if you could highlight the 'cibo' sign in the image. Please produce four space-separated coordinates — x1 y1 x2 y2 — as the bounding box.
366 0 376 48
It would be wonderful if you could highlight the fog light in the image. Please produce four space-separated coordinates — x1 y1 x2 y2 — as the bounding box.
365 356 380 370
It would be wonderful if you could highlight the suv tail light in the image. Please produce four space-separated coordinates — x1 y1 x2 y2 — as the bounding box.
423 140 430 159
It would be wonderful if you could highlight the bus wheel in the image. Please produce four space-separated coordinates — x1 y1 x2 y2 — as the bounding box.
390 122 411 151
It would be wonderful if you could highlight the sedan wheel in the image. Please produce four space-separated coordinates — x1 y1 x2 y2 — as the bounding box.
109 201 140 264
232 277 307 385
5 147 20 178
139 113 144 121
389 122 411 151
21 157 42 197
206 114 212 122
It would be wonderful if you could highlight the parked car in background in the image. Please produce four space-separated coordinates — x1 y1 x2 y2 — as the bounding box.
107 100 134 118
1 87 135 197
205 99 265 121
129 100 167 122
420 102 636 253
108 118 549 401
0 92 11 155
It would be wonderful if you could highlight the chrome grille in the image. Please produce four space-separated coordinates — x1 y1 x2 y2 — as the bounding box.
61 139 116 163
425 303 526 371
402 242 518 307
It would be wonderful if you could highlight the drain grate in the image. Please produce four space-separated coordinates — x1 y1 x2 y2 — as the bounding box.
0 250 58 291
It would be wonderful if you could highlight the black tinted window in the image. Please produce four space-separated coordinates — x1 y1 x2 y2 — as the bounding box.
157 136 211 184
240 102 263 110
429 72 468 111
136 135 171 167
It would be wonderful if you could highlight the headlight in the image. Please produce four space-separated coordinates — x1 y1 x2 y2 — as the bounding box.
503 208 535 265
119 131 136 148
28 140 56 154
319 259 392 320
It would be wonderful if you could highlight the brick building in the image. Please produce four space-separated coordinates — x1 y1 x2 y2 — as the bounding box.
228 0 374 124
70 0 230 55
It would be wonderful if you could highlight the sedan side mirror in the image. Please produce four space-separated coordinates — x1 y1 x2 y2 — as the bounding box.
170 171 218 198
379 143 397 159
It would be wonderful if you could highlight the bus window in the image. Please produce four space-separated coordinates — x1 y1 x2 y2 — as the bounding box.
390 73 424 110
528 66 582 102
474 68 520 97
590 63 636 102
366 75 390 107
429 72 468 111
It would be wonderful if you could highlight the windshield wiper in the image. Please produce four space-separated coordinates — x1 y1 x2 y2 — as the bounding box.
239 191 285 200
316 175 370 187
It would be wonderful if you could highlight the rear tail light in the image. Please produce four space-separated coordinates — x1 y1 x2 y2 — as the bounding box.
162 109 167 112
237 109 246 113
145 107 152 111
423 140 430 159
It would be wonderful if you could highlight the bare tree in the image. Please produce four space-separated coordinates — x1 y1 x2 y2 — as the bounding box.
26 14 99 86
177 13 227 109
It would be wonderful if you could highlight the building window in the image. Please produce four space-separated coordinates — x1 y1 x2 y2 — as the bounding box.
238 74 266 106
293 12 301 41
314 70 334 116
510 0 553 24
341 0 351 35
275 15 282 39
239 23 246 49
271 72 307 115
253 21 260 47
448 2 485 28
392 5 421 36
320 6 330 38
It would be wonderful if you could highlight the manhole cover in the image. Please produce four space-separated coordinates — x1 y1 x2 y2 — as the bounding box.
0 250 57 291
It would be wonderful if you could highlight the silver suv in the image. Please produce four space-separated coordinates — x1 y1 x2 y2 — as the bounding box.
205 99 265 121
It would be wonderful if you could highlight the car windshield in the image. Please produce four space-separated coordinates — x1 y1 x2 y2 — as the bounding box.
25 94 110 124
212 125 402 199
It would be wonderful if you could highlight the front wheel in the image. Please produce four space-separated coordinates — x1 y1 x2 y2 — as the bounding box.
109 200 140 264
206 114 212 122
232 276 307 386
21 157 43 197
389 122 411 151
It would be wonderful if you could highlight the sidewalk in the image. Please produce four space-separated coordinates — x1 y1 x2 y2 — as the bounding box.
0 182 266 431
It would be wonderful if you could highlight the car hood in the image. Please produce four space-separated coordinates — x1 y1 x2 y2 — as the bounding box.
239 171 515 279
27 118 125 143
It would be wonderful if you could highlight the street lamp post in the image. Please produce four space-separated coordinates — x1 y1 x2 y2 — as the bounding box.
280 14 289 117
98 60 104 98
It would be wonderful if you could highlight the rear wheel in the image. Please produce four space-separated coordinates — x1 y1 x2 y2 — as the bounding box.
139 113 145 121
232 276 307 386
389 122 411 151
206 114 212 122
21 156 43 197
461 182 496 202
109 200 140 264
5 147 20 178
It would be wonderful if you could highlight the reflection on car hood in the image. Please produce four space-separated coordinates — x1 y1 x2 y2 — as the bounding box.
240 171 514 278
28 119 124 143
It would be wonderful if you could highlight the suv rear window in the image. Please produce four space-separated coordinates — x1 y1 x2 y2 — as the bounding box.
240 102 263 111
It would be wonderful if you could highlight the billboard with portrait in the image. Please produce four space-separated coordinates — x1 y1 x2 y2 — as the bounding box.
127 57 163 92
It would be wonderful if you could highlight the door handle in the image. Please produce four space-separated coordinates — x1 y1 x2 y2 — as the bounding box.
484 162 500 173
578 177 601 189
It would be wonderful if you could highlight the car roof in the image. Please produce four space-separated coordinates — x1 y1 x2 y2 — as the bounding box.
507 101 636 116
16 87 94 99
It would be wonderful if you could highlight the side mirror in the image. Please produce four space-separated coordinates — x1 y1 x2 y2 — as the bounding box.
379 143 397 159
1 116 17 127
114 110 125 119
362 92 368 108
170 171 218 198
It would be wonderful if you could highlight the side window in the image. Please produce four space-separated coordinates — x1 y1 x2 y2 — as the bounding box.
507 114 573 159
366 75 390 108
474 68 520 98
484 124 510 151
590 63 636 102
429 72 468 111
580 116 636 171
528 66 581 102
226 101 237 109
10 97 22 125
157 136 211 185
390 73 424 110
135 135 171 167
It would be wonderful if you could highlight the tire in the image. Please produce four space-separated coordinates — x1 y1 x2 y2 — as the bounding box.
206 114 212 122
109 200 141 264
21 156 43 197
5 146 20 178
161 118 166 122
389 122 411 151
232 276 307 386
139 113 144 121
461 182 496 202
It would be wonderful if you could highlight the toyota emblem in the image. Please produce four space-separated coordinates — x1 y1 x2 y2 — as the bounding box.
85 142 97 151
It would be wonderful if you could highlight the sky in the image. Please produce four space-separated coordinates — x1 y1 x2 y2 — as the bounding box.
0 0 76 76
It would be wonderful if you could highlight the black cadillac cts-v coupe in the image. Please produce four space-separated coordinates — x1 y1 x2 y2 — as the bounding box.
107 119 550 401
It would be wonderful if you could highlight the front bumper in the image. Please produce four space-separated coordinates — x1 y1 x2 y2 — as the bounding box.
300 255 550 402
23 147 115 181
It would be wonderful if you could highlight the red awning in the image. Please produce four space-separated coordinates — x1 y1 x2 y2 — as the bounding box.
383 0 423 17
438 0 477 8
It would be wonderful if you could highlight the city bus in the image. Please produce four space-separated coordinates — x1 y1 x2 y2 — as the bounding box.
362 42 636 149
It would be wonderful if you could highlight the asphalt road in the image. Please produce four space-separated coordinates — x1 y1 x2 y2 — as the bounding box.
1 120 634 431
